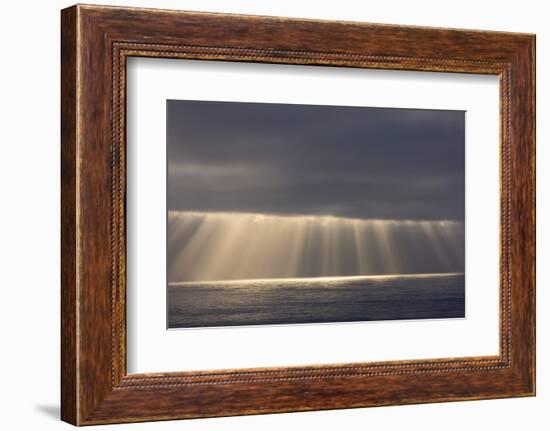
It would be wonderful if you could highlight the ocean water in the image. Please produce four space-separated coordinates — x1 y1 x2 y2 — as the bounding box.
167 273 465 329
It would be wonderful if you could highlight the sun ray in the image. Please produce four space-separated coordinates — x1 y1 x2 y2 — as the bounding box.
167 211 465 283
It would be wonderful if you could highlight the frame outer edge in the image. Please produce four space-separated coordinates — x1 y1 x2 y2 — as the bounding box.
526 35 536 396
531 34 536 396
506 35 536 395
61 4 79 426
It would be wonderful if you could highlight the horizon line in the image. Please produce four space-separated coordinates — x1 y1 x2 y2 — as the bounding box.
168 272 465 286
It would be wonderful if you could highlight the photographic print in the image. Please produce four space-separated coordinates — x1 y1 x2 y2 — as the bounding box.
167 100 465 329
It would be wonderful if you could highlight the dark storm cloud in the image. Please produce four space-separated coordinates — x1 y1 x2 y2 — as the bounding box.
167 100 465 221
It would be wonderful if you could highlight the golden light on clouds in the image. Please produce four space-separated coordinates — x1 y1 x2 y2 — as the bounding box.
168 211 464 283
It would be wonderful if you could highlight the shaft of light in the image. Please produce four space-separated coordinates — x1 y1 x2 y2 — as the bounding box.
167 211 465 283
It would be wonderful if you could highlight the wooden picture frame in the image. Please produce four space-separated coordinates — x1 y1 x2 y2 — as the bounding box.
61 4 535 425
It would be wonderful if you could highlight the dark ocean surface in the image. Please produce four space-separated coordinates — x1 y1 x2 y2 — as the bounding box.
167 273 465 329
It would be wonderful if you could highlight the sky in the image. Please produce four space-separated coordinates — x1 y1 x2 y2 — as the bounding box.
166 100 465 282
167 100 465 222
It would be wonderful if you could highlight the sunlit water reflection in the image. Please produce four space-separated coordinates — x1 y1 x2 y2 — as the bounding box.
168 273 465 328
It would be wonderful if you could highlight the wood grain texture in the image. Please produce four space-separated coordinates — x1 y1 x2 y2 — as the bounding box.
60 4 535 425
60 5 78 425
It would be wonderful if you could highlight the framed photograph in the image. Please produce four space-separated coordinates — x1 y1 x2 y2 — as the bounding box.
61 4 535 425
